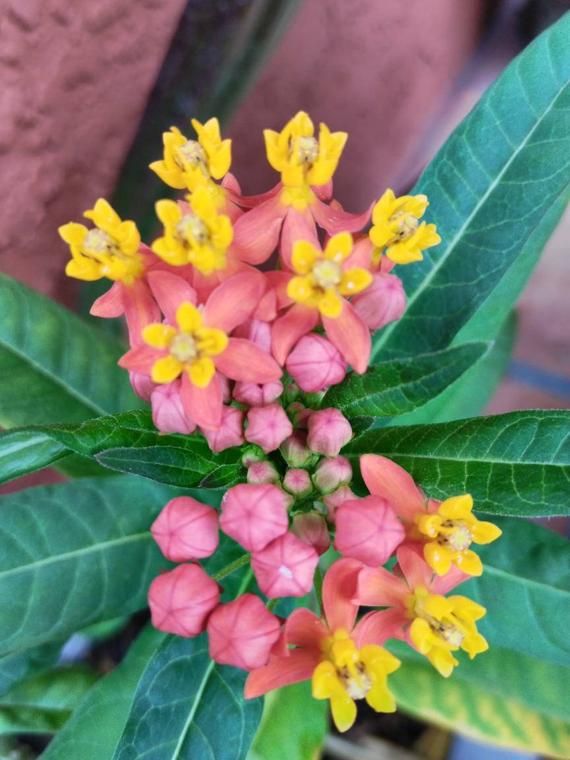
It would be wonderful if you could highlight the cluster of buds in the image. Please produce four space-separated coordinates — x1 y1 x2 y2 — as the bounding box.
59 112 500 732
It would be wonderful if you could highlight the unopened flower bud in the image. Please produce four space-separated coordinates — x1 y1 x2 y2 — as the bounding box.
247 460 280 485
207 594 281 670
291 513 330 555
234 381 284 407
352 273 406 330
334 495 405 566
202 406 244 452
130 371 154 402
323 485 357 522
307 409 352 456
242 446 264 467
313 456 352 494
286 335 347 392
287 402 312 428
280 433 313 468
148 564 220 637
245 403 293 453
220 484 289 552
251 532 319 598
283 468 313 497
151 496 219 562
151 382 196 435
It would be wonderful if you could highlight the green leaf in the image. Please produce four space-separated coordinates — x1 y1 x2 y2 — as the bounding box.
0 666 97 736
43 627 166 760
324 343 488 419
373 15 570 360
0 274 138 428
248 682 327 760
393 313 516 426
390 653 570 758
465 517 570 666
0 643 62 698
0 476 173 655
114 635 263 760
0 411 244 487
345 410 570 516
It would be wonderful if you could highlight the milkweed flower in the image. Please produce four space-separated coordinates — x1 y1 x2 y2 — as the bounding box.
119 271 281 429
334 496 405 566
272 233 373 370
286 334 347 392
354 546 488 677
307 409 353 456
251 532 319 598
360 455 501 576
220 483 289 552
151 496 219 562
245 403 293 452
58 199 160 341
245 559 401 732
148 564 220 637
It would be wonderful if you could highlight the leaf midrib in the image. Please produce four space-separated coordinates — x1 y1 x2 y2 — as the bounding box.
0 531 152 582
169 652 216 760
372 76 569 359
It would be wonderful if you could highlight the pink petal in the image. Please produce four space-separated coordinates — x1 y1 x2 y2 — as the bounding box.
265 270 294 310
322 558 363 634
272 304 319 365
343 237 374 270
355 565 408 609
204 271 267 333
397 545 433 591
314 180 333 201
232 196 285 264
119 344 161 374
280 208 319 269
359 455 425 522
234 182 281 209
285 608 328 650
180 372 223 430
311 197 372 235
353 609 408 647
215 338 282 383
244 650 319 699
431 566 470 596
147 271 197 324
323 300 371 374
90 282 125 318
122 280 162 344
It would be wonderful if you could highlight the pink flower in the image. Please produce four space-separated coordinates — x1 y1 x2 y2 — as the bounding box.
119 271 282 430
323 485 357 522
220 484 289 552
286 335 347 392
334 496 405 566
207 594 281 670
148 564 220 637
201 406 244 452
247 460 280 485
233 380 283 407
307 409 352 456
251 532 319 598
151 381 196 435
352 272 406 330
292 513 331 555
313 456 352 494
245 403 293 453
283 468 313 497
151 496 219 562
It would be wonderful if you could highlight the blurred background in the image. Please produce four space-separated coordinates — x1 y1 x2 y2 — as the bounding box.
0 0 568 757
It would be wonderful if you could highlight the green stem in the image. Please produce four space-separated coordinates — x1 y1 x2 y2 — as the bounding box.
212 553 250 582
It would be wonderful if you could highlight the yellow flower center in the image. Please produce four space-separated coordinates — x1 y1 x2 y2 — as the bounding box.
83 228 115 256
176 213 210 245
142 302 228 388
312 259 342 289
290 135 319 167
176 139 207 170
407 586 488 677
390 211 419 242
312 630 400 733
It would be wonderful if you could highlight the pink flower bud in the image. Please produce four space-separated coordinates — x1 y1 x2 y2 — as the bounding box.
207 594 281 670
287 402 312 428
286 335 347 392
280 433 313 468
242 447 264 467
323 485 357 522
312 456 352 494
283 468 312 497
130 371 154 401
291 513 330 555
220 484 289 552
334 495 405 566
352 273 406 330
234 381 283 407
148 564 220 637
151 382 196 435
251 532 319 598
307 409 353 456
247 460 280 485
151 496 219 562
202 406 244 452
245 403 293 453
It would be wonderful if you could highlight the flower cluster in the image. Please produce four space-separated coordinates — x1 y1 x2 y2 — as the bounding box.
59 112 500 732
